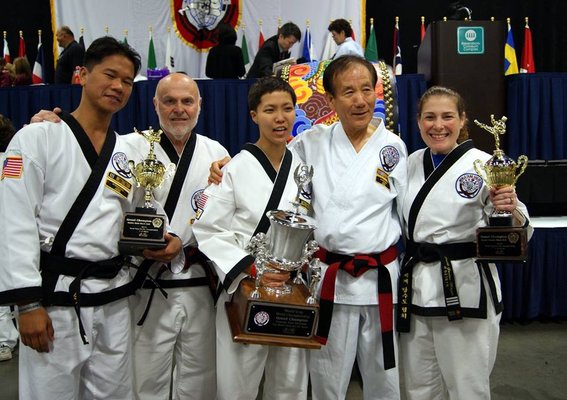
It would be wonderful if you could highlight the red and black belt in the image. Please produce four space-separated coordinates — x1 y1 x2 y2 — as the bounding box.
315 245 398 370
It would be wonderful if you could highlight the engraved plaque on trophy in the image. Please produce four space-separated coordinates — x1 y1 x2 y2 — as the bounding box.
118 128 176 256
473 115 528 261
225 164 322 349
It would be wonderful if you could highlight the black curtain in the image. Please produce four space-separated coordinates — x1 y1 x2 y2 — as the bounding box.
366 0 567 73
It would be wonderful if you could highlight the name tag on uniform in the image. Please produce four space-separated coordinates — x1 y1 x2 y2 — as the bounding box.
375 167 390 189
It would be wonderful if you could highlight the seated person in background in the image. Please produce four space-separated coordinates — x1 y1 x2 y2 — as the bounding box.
193 77 310 400
13 57 33 86
246 22 301 78
55 25 85 84
328 18 364 59
206 23 246 79
0 59 15 87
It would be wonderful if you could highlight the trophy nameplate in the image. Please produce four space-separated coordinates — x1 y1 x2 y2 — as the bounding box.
226 164 322 348
118 127 176 256
473 115 528 261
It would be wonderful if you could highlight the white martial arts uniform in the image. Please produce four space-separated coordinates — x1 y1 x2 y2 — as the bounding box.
0 116 146 400
193 145 310 400
126 131 228 400
333 37 364 59
399 141 532 400
290 119 407 400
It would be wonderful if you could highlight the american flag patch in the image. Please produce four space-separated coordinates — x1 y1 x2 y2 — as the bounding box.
197 192 208 209
2 156 23 179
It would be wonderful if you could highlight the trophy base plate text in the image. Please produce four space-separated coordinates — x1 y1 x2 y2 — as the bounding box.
119 211 167 256
476 226 528 261
226 278 321 349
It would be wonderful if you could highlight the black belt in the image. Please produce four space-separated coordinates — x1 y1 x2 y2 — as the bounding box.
40 251 131 344
397 241 476 333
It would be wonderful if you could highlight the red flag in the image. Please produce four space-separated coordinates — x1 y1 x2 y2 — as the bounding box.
520 18 535 73
18 31 26 58
420 17 426 42
258 23 265 48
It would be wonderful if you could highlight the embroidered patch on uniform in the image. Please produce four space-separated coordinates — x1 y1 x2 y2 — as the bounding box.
380 145 400 173
191 189 206 212
455 173 483 198
105 171 132 198
1 156 23 179
111 152 132 178
194 191 208 221
375 167 390 189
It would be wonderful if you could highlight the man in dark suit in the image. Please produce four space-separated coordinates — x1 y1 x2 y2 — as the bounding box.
247 22 301 78
54 26 85 84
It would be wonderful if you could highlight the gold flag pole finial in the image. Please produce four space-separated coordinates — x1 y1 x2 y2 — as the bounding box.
421 16 425 23
19 30 23 38
395 16 399 24
525 17 529 27
259 19 263 28
124 29 128 38
80 26 84 35
104 26 109 35
277 17 282 28
306 19 310 28
506 17 510 24
443 16 447 22
3 31 6 40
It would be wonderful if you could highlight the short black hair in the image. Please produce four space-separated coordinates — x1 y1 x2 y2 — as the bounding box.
323 55 377 96
279 22 301 42
328 19 353 37
217 23 237 45
83 36 141 76
0 114 15 152
248 76 297 111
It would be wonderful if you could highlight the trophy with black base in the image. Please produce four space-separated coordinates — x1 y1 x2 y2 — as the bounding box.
226 164 323 349
473 115 529 261
118 128 176 256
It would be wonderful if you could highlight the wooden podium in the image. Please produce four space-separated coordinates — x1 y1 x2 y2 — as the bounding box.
418 20 506 154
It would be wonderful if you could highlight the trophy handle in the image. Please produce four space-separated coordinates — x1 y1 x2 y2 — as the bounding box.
473 159 487 182
514 155 529 185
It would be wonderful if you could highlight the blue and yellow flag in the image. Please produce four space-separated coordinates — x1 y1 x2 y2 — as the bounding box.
504 20 519 75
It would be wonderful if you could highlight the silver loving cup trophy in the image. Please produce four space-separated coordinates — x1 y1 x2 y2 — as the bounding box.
246 164 321 302
473 115 528 226
118 127 176 255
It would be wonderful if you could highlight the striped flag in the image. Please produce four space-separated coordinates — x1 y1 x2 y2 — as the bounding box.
504 19 519 76
32 42 44 83
3 32 10 63
302 25 316 62
2 156 23 179
322 31 337 60
241 29 250 66
365 18 378 63
520 18 535 73
258 22 265 48
392 17 402 75
79 27 85 50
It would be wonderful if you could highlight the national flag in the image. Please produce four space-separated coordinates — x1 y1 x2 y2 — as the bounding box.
3 33 10 63
365 18 378 63
2 156 23 179
147 30 157 70
79 27 85 50
258 22 265 49
165 27 174 71
241 30 250 66
322 31 337 60
32 42 44 84
420 16 426 42
504 18 519 76
302 25 316 62
349 19 355 40
520 17 535 73
393 17 402 75
18 31 26 58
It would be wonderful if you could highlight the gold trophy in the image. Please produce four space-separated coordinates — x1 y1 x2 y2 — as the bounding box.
473 115 528 261
225 164 322 349
118 128 176 255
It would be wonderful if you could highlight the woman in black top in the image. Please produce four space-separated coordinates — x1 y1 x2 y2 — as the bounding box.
206 23 246 79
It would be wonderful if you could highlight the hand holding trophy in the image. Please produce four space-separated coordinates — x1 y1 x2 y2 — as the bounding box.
226 164 322 348
473 115 528 260
118 127 176 255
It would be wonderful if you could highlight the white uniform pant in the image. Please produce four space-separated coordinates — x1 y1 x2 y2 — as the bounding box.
309 303 400 400
399 300 501 400
131 285 216 400
0 306 18 349
216 291 308 400
19 300 133 400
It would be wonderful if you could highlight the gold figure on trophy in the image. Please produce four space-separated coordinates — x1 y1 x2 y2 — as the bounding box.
473 115 529 260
